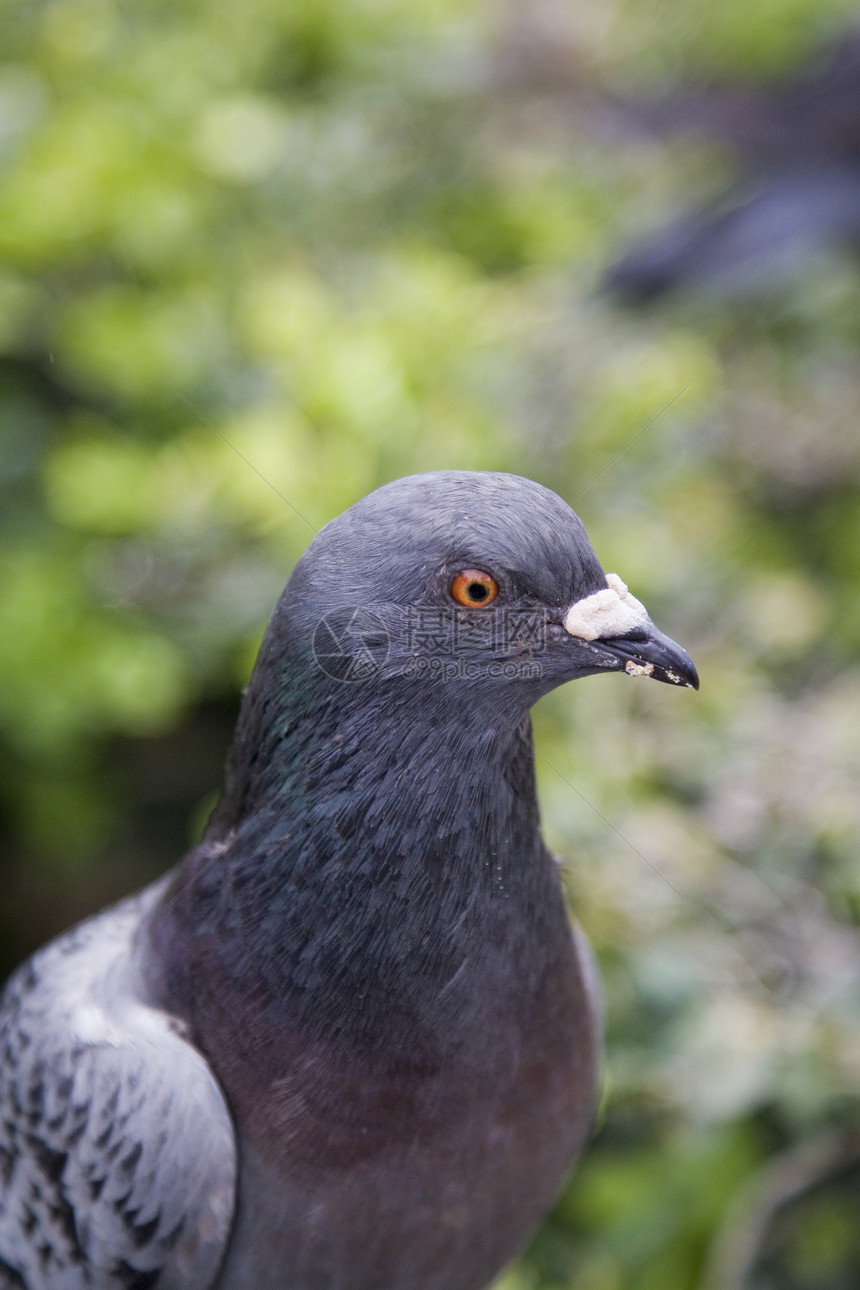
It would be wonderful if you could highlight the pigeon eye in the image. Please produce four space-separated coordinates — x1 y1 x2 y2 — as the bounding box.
450 570 499 608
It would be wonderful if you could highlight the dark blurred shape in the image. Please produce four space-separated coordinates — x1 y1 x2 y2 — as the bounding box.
605 33 860 303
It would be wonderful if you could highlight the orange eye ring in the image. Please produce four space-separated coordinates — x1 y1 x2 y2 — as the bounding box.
450 570 499 608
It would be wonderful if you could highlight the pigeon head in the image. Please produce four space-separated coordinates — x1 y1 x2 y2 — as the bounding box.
268 470 697 700
211 472 696 834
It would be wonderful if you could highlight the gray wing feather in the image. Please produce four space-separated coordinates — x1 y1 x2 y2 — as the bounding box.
570 918 603 1037
0 881 237 1290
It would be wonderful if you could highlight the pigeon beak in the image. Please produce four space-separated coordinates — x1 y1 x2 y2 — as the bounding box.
585 622 700 689
563 574 699 690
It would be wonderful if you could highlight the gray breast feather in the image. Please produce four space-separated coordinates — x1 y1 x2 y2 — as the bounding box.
0 881 237 1290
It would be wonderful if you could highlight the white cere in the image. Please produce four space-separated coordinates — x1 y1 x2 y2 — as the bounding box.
563 573 650 642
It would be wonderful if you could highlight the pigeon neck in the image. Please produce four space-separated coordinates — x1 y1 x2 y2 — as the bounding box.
151 658 565 1057
212 664 547 884
206 631 541 841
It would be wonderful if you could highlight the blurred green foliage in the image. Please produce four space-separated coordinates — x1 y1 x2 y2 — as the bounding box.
2 1 859 1287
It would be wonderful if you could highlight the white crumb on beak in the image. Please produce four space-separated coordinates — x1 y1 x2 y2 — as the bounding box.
563 572 650 641
625 660 654 677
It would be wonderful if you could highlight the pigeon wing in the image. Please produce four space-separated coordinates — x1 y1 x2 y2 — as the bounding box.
0 881 237 1290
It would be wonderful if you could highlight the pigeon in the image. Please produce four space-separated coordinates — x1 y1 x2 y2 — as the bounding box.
0 471 698 1290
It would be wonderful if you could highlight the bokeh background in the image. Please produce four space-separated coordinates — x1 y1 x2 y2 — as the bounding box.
2 1 860 1287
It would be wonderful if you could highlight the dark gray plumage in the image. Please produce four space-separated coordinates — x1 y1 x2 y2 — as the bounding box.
0 471 698 1290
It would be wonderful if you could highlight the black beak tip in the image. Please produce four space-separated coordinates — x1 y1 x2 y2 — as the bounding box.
598 628 700 692
658 652 699 691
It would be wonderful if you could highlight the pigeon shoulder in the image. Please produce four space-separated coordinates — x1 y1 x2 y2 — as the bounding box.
0 880 237 1290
